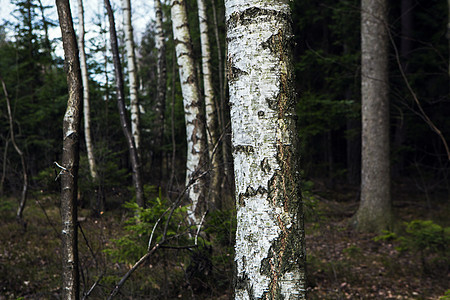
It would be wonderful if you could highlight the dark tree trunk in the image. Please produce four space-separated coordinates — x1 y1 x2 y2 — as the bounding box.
104 0 145 207
354 0 394 232
55 0 82 298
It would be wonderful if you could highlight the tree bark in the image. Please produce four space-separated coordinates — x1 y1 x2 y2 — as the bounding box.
121 0 141 152
354 0 393 232
104 0 145 208
197 0 221 207
55 0 82 298
77 0 98 181
226 1 306 298
154 0 167 185
171 0 208 226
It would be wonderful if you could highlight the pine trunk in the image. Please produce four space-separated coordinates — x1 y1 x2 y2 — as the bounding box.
226 1 306 298
171 0 207 225
105 0 145 208
77 0 97 181
55 0 82 298
354 0 393 232
122 0 141 151
197 0 221 207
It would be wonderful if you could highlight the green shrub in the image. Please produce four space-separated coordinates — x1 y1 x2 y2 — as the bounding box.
439 289 450 300
375 220 450 274
104 189 188 264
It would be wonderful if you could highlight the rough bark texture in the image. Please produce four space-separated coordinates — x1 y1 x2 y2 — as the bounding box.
354 0 393 232
198 0 221 207
105 0 145 208
55 0 82 298
154 0 167 185
77 0 97 181
171 0 208 225
226 1 306 298
122 0 141 151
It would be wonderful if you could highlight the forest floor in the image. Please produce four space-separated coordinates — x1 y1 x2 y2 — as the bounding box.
0 179 449 299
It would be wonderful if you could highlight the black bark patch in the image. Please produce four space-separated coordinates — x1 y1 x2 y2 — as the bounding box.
233 145 255 154
227 7 289 29
235 270 256 300
261 158 271 174
237 185 268 207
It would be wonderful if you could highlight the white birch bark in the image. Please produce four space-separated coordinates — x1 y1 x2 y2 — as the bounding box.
197 0 221 205
226 1 306 299
77 0 97 180
171 0 207 225
354 0 393 232
122 0 141 151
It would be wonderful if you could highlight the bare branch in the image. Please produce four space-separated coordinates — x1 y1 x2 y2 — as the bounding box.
387 25 450 161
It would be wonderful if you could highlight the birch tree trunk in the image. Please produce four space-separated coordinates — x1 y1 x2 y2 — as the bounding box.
105 0 145 208
121 0 141 151
154 0 167 185
171 0 208 226
55 0 82 297
77 0 97 181
353 0 393 232
197 0 221 207
226 1 306 298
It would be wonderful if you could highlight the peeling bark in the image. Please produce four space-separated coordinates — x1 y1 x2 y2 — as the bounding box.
171 0 208 226
226 1 306 299
55 0 82 298
354 0 393 232
77 0 98 181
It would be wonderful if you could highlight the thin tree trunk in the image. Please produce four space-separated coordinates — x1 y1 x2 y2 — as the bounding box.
447 0 450 79
77 0 98 181
171 0 208 226
154 0 167 186
168 50 177 194
197 0 221 207
104 0 145 208
37 0 52 69
226 1 306 298
55 0 82 298
354 0 393 232
1 76 28 224
121 0 141 152
210 0 233 195
0 137 9 197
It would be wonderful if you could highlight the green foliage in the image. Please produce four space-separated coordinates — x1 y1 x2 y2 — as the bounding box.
0 198 15 213
104 189 187 264
342 245 362 258
402 220 450 254
439 290 450 300
375 220 450 274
